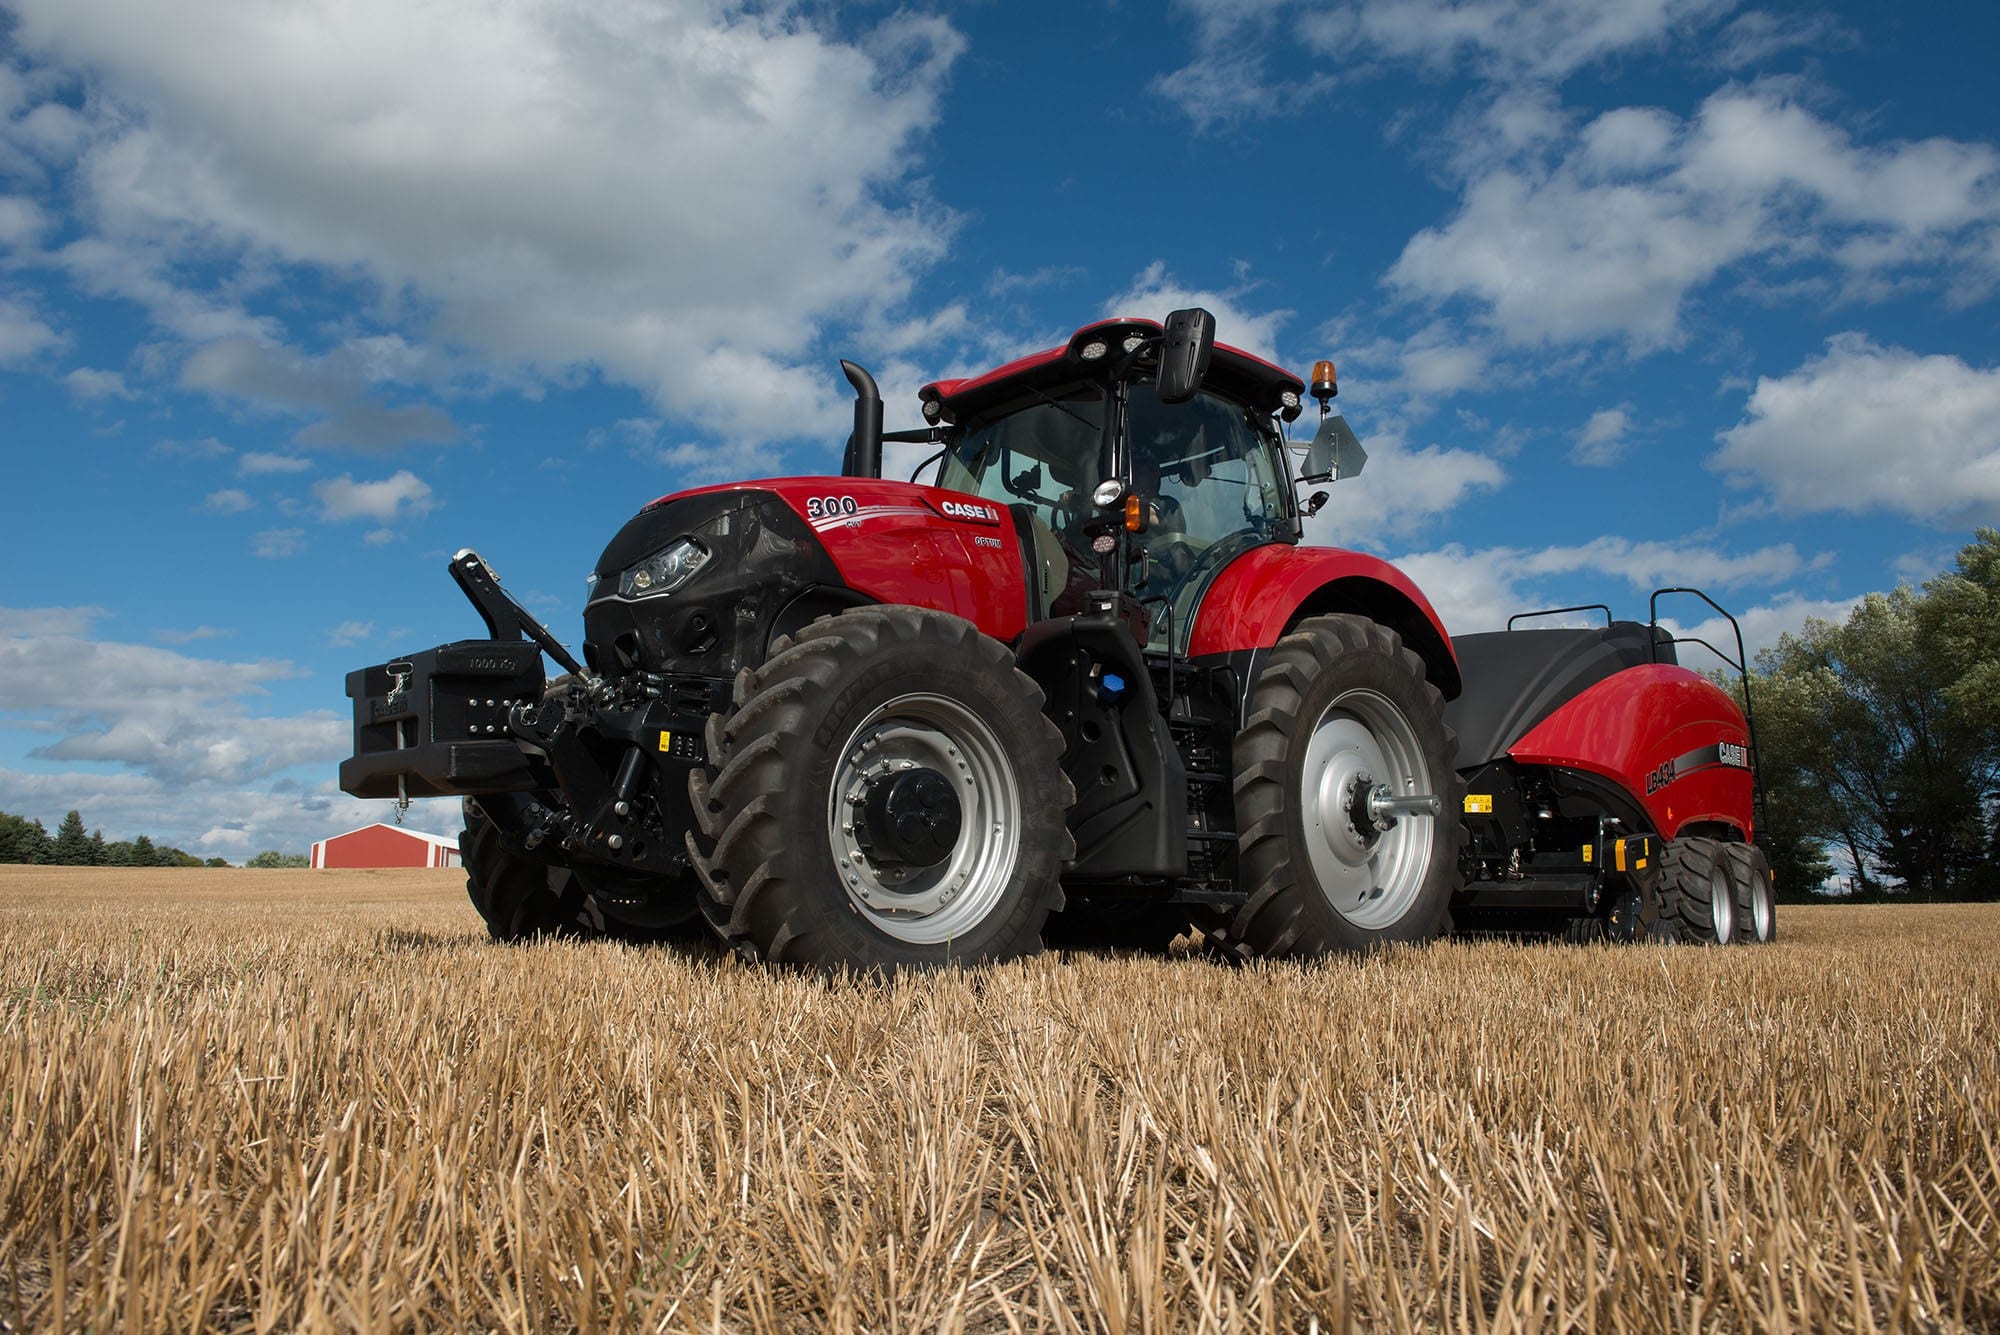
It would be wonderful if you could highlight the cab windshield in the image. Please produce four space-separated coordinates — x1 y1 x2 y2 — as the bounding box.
936 378 1291 646
935 384 1105 537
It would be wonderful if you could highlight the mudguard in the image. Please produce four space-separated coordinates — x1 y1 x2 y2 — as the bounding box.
1509 664 1755 840
1187 544 1460 697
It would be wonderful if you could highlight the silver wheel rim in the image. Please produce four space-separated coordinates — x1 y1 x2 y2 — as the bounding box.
826 692 1021 946
1751 873 1774 941
1299 687 1435 931
1709 865 1737 943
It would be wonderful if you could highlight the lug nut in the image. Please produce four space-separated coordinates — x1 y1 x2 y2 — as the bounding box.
613 800 630 817
607 834 625 851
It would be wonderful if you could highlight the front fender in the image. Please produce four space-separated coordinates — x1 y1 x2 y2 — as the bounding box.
1188 545 1460 698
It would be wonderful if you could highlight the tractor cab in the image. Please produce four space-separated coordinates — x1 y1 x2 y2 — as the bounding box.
922 314 1308 651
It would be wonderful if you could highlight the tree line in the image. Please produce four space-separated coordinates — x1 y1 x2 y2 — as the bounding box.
1746 529 1999 901
0 809 307 868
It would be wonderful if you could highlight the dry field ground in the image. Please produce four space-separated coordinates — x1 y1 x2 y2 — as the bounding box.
1 866 1995 1332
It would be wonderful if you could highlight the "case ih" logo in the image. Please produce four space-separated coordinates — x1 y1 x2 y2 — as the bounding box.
940 500 999 523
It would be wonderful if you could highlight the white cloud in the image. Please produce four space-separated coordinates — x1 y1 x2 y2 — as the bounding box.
0 606 108 637
1661 593 1862 673
6 0 968 443
1711 334 2000 522
0 610 334 789
1157 0 1732 126
153 436 232 461
1571 405 1633 466
326 620 374 648
0 294 62 365
1331 0 1734 81
1104 263 1291 364
155 625 227 645
180 338 458 450
251 528 305 559
0 766 457 859
1387 536 1815 635
313 470 435 524
238 451 313 476
203 488 255 514
0 195 49 248
1389 87 2000 351
1711 10 1852 70
1308 428 1508 542
62 366 131 399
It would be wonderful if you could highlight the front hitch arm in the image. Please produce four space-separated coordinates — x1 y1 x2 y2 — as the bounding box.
448 548 587 679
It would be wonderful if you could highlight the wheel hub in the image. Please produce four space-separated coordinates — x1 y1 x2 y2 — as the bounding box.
827 695 1023 945
1299 692 1440 931
857 768 962 868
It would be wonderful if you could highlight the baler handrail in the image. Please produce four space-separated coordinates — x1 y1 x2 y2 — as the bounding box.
1671 635 1741 670
1648 586 1745 673
1506 603 1612 631
1649 586 1767 839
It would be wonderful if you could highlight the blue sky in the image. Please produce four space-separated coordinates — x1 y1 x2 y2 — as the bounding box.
2 0 1996 857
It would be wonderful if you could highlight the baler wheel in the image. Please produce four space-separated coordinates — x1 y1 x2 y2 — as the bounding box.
1655 837 1738 945
687 606 1073 970
1217 613 1465 957
461 797 592 942
1723 842 1777 943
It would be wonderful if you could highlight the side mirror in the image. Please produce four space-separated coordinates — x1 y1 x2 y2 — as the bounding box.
1156 307 1215 404
1302 413 1367 482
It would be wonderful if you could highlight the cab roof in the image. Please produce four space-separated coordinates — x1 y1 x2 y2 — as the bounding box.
920 317 1306 422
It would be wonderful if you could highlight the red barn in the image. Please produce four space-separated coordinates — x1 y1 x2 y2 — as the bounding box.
311 823 461 869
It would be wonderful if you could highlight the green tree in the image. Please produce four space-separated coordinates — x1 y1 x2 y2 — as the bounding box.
245 851 309 868
130 834 159 868
1750 529 2000 899
51 810 94 866
0 812 51 864
204 857 231 868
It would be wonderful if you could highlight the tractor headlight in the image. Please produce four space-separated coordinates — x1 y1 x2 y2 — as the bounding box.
618 537 710 599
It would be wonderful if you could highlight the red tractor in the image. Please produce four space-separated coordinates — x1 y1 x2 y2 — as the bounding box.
341 310 1774 966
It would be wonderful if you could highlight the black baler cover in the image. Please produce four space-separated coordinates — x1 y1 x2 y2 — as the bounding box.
1444 621 1676 770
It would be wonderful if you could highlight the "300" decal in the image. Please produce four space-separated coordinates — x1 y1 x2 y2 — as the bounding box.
805 495 859 519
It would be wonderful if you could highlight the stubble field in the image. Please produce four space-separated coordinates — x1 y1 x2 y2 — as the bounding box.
1 865 1995 1331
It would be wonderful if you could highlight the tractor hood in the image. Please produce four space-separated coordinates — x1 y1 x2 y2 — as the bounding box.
583 486 842 678
584 476 1039 679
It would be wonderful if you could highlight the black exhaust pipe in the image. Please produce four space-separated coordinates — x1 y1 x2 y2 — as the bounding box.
840 360 882 478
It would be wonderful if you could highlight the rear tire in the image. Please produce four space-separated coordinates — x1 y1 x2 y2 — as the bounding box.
688 607 1074 970
1656 837 1737 945
1724 842 1777 943
461 797 591 941
1218 614 1465 957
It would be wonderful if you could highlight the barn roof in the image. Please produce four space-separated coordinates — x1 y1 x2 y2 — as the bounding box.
313 823 460 849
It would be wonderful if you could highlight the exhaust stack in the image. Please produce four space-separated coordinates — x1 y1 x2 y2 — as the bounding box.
840 360 882 478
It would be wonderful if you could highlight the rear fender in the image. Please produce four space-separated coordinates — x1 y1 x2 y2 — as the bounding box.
1189 546 1461 698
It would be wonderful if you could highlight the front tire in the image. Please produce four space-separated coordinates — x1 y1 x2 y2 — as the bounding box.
1219 614 1465 957
688 607 1074 970
461 797 591 941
